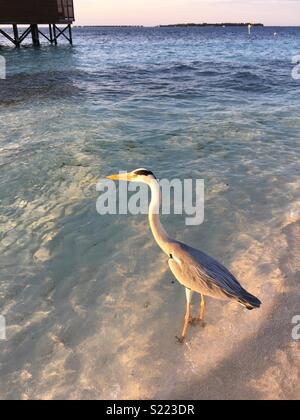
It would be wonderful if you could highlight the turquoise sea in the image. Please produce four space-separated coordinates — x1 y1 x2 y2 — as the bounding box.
0 27 299 399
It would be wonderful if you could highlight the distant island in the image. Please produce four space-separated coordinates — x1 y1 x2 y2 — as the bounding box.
160 23 264 28
73 23 265 29
75 25 144 28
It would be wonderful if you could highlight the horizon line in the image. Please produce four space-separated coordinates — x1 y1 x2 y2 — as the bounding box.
72 24 300 28
72 23 300 27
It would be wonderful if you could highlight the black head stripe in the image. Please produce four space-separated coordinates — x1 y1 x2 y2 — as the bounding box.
134 169 155 177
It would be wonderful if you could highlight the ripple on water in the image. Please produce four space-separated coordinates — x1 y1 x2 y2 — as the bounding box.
0 26 300 399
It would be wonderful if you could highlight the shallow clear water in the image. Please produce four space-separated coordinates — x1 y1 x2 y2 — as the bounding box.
0 27 300 399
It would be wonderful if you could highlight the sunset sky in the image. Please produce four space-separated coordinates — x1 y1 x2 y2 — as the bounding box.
75 0 300 26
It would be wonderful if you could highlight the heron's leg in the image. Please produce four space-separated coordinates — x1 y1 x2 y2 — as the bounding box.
190 294 206 326
200 294 205 321
177 288 193 343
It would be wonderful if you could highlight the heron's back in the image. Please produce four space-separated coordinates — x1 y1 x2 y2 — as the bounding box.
169 241 261 309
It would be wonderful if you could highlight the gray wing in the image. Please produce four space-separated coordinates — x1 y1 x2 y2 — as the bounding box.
168 241 261 307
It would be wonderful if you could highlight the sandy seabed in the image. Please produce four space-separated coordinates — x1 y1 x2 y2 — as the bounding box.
1 194 299 400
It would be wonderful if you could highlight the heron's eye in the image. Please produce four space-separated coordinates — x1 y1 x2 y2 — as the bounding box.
134 170 154 177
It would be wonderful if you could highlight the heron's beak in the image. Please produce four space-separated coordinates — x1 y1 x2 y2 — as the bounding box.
106 172 132 182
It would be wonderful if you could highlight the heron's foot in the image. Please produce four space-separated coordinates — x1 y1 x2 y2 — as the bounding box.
190 317 206 328
175 335 185 344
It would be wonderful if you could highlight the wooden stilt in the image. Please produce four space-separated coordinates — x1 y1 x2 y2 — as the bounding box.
31 24 40 46
53 24 57 45
49 24 53 44
68 24 73 45
13 24 20 47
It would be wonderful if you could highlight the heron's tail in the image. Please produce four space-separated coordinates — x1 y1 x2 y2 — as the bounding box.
238 290 261 310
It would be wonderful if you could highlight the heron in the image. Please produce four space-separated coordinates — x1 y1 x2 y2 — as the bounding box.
107 168 261 342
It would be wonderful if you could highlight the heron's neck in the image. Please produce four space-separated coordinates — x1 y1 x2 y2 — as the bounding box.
148 179 173 255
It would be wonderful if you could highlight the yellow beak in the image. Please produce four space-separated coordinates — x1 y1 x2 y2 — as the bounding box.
106 172 132 181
